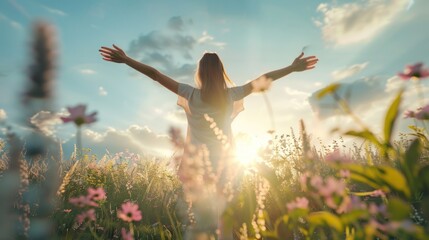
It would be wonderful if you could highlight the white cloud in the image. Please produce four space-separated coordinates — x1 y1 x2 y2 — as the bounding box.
62 125 173 157
332 62 368 80
315 0 408 46
128 17 226 81
0 109 6 120
385 75 405 93
198 31 214 43
42 5 67 16
128 29 196 80
154 108 163 114
198 31 226 49
165 109 187 124
7 0 30 19
30 110 67 136
0 13 23 30
211 42 227 49
313 20 323 27
167 16 192 31
99 86 107 96
284 87 310 98
79 68 96 74
282 87 311 111
153 107 187 124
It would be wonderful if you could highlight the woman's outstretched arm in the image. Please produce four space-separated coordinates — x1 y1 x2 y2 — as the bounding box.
265 52 318 81
247 52 318 93
99 44 179 94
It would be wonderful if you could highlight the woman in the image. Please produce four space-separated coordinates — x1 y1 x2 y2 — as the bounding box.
99 45 318 239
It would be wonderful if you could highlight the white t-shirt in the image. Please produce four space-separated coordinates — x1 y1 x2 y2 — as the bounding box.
177 83 247 166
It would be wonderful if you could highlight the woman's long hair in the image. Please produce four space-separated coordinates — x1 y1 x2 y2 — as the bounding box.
195 53 234 111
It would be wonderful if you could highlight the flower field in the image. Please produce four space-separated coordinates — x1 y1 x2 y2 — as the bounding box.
1 20 429 240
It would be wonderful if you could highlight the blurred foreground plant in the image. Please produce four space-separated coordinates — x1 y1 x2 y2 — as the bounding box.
0 20 61 240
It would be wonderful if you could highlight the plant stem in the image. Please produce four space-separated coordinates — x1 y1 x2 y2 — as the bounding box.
76 127 82 160
262 92 276 132
414 77 425 107
88 222 102 240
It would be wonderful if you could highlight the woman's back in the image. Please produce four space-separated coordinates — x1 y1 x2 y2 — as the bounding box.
177 83 248 167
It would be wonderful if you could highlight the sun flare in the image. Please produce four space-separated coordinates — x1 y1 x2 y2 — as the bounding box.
234 134 271 165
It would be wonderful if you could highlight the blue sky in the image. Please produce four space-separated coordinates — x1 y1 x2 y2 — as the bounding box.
1 0 428 157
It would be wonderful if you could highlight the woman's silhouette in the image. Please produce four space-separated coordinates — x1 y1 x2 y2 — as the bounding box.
99 44 318 240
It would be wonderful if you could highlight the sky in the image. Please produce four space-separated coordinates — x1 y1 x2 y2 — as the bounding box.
0 0 428 159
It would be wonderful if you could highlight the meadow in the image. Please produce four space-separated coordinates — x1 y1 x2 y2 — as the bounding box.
1 21 429 240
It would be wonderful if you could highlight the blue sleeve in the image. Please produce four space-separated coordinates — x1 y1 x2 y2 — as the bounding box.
229 85 249 101
178 83 194 99
177 83 194 113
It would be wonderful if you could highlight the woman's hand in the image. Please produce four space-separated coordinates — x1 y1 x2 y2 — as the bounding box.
99 44 129 63
291 52 318 72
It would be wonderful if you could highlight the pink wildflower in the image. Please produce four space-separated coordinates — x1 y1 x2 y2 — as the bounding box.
398 62 429 80
318 177 346 197
169 127 184 148
404 110 415 118
325 150 352 163
404 105 429 120
299 172 310 190
121 228 134 240
335 195 351 214
385 220 417 233
87 187 107 201
368 219 388 232
61 104 97 126
310 175 323 188
69 195 98 208
368 203 385 215
368 203 377 215
342 196 366 213
69 196 88 208
75 209 96 225
324 196 338 209
339 169 350 178
117 202 142 222
415 104 429 120
286 197 309 211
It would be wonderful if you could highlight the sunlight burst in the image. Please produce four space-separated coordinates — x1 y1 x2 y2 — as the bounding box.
234 134 271 165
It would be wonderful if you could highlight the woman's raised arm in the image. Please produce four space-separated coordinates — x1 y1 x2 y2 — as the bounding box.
247 52 318 93
99 44 179 94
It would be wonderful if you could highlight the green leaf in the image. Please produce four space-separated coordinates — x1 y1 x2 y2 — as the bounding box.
351 191 381 197
288 208 309 219
418 165 429 193
344 130 382 148
401 139 420 196
261 231 278 239
383 90 403 145
274 215 294 239
340 209 369 225
274 215 289 229
387 197 411 221
333 163 411 198
404 138 420 174
317 83 341 99
307 211 343 233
